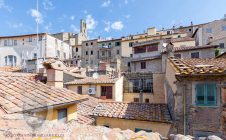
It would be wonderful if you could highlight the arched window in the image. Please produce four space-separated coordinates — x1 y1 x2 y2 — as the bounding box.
4 55 17 66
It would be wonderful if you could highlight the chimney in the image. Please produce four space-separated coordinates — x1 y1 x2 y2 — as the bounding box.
46 68 64 88
43 61 64 88
191 21 193 26
147 27 157 36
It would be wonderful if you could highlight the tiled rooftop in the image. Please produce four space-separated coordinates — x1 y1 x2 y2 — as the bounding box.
0 66 22 72
92 102 172 123
169 58 226 75
0 72 87 113
65 75 119 85
172 45 217 52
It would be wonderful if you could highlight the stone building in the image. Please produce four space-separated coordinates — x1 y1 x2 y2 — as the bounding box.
81 39 99 68
52 20 88 66
165 57 225 138
194 17 226 47
0 33 71 73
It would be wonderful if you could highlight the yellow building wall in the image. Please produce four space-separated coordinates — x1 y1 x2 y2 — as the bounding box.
35 104 77 122
96 117 171 137
67 78 124 102
123 73 165 103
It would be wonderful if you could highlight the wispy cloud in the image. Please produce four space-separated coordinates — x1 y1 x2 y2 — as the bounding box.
70 24 79 33
124 0 128 4
28 9 43 24
124 14 131 19
101 0 111 7
111 21 124 31
86 14 97 30
43 0 55 10
7 22 23 28
70 16 75 21
0 0 13 12
104 21 111 32
44 22 52 32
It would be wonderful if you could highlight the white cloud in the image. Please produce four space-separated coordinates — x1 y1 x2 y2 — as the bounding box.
0 0 13 12
7 22 23 28
44 22 52 32
29 9 43 24
124 0 128 4
70 24 79 33
86 15 97 30
124 14 131 19
111 21 124 31
70 16 75 21
43 0 55 10
104 21 111 32
101 0 111 7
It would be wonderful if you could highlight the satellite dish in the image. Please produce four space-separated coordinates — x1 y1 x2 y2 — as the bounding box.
92 72 99 79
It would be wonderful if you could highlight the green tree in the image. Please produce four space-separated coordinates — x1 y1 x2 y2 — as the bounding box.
215 48 220 57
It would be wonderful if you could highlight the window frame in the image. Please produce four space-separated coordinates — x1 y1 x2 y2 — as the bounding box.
191 52 199 58
140 61 146 69
195 82 217 106
57 108 68 123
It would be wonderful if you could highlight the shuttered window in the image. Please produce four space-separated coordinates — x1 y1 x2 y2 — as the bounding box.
195 83 217 106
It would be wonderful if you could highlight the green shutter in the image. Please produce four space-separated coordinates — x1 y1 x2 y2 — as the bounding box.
195 84 205 105
206 83 217 106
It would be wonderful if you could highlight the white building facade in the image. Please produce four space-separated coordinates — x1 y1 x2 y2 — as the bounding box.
0 33 72 72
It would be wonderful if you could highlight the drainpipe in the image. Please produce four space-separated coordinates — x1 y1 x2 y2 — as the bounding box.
183 84 186 135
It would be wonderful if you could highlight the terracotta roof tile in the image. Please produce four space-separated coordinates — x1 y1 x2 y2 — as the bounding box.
0 72 88 113
0 66 22 72
169 58 226 75
92 102 172 123
65 75 119 85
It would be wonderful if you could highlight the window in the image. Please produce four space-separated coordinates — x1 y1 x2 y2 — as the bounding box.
86 43 88 46
127 62 131 67
195 83 217 106
135 128 152 133
167 31 171 35
8 40 13 46
76 47 78 52
206 28 212 33
4 55 17 66
108 51 111 57
146 44 158 52
77 86 82 94
38 35 42 41
102 51 105 56
191 52 199 58
108 43 111 46
86 51 88 55
140 62 146 69
189 28 192 32
58 109 67 122
57 50 60 57
28 37 32 42
178 35 181 38
222 25 226 31
174 54 181 58
134 98 139 102
145 99 149 103
33 53 37 59
115 42 121 46
4 40 7 46
91 42 93 45
14 40 17 46
101 86 113 99
64 52 66 59
117 50 120 55
91 50 93 55
129 42 134 47
220 43 225 48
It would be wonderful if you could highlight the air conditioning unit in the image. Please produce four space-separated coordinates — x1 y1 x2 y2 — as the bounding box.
88 87 96 95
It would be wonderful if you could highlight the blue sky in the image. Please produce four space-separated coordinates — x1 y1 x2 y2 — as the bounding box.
0 0 226 39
